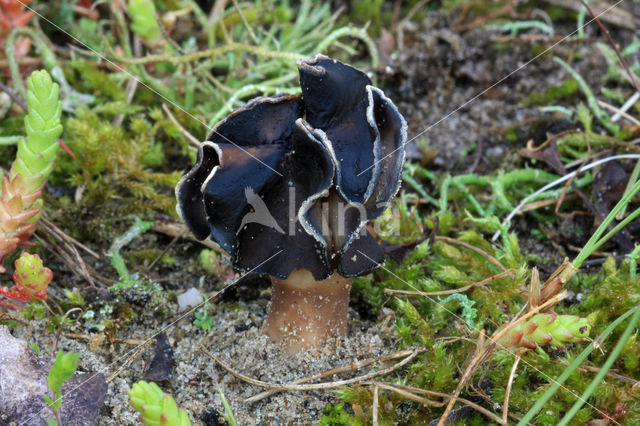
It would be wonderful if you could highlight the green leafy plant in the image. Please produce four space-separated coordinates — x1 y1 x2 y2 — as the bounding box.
43 350 80 426
127 0 162 46
193 294 213 332
129 380 192 426
0 69 62 272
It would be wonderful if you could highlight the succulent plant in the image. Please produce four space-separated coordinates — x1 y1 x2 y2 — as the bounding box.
129 381 192 426
499 313 591 350
0 252 52 301
0 69 62 272
0 0 34 57
0 0 34 32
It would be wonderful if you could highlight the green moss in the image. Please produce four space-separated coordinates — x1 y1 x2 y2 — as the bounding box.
522 78 579 106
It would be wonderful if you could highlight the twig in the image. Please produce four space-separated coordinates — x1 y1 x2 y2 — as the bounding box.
435 236 509 274
552 360 639 385
246 347 425 403
64 332 147 346
372 385 380 425
578 0 640 94
152 219 221 250
543 0 635 30
52 308 82 355
231 0 259 44
162 103 201 147
384 269 515 297
598 99 640 127
202 345 421 391
369 382 505 425
113 77 139 126
503 355 522 423
0 80 27 111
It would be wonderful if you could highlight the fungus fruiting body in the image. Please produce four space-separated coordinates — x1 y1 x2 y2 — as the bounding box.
177 55 407 352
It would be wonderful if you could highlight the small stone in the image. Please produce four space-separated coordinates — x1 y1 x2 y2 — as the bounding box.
177 288 203 311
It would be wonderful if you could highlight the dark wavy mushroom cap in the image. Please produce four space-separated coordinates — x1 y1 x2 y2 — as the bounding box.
176 55 406 279
176 55 407 350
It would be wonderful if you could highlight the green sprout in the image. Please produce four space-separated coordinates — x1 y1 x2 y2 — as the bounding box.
193 294 214 332
129 381 192 426
43 350 80 426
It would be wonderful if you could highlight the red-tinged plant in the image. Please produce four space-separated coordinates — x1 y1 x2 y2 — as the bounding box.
0 70 62 272
1 251 52 302
0 0 34 57
0 174 41 273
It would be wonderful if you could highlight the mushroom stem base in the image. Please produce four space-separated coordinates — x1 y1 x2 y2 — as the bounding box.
263 269 352 352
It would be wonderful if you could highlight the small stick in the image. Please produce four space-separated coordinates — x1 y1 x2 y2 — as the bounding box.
598 100 640 127
435 236 509 274
373 383 442 407
503 355 522 423
52 308 82 355
152 219 221 249
372 385 380 425
0 80 27 111
578 0 640 93
162 103 201 147
202 345 421 391
385 269 515 297
64 332 148 346
369 382 504 424
246 347 425 403
553 360 639 385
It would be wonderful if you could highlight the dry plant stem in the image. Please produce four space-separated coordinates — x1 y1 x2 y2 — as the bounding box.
372 385 379 426
385 269 515 297
52 308 82 355
246 346 426 403
540 260 577 304
201 345 421 391
263 269 352 352
369 382 505 424
63 333 147 346
503 355 522 423
162 104 201 147
0 299 22 311
152 220 220 249
437 291 568 426
435 236 510 274
598 100 640 127
552 360 638 385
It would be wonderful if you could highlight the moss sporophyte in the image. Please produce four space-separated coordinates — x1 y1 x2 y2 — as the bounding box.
176 56 407 352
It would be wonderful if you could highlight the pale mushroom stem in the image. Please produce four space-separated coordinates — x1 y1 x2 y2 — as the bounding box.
263 269 352 352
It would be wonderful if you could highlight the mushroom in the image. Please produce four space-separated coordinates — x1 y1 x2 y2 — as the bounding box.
176 55 407 352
